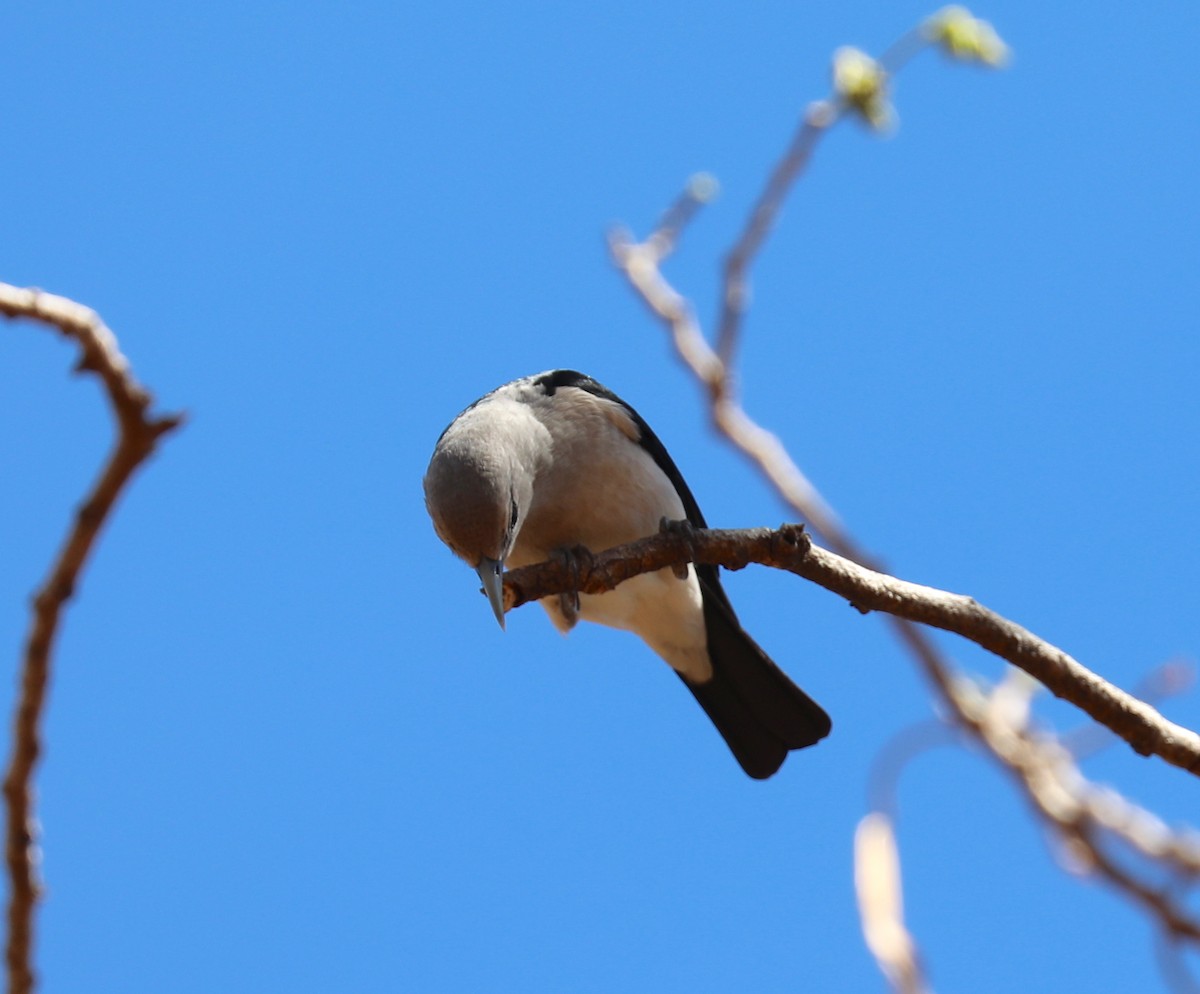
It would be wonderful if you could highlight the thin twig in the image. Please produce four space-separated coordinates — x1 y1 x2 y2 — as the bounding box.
0 283 182 994
715 102 831 370
1156 888 1200 994
866 720 960 818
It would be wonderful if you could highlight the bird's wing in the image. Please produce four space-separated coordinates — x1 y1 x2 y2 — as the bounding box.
529 369 734 612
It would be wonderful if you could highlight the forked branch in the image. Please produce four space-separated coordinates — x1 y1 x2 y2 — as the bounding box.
0 283 182 994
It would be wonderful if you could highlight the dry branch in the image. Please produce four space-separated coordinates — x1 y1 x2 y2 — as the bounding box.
602 8 1198 974
0 283 181 994
502 523 1200 776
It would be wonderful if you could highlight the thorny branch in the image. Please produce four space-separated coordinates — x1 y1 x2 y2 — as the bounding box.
0 283 182 994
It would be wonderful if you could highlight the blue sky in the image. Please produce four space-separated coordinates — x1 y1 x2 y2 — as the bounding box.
3 2 1198 991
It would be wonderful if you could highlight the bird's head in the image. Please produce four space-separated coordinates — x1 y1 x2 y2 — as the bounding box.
423 402 542 628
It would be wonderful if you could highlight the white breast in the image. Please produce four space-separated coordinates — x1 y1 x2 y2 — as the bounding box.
505 385 713 682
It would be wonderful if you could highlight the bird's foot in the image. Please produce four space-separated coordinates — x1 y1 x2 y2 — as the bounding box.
658 517 697 580
553 544 594 625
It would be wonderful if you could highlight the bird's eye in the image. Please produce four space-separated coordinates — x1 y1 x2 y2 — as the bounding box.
508 493 519 533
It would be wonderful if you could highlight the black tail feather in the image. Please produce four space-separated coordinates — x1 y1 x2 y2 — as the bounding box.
679 580 831 779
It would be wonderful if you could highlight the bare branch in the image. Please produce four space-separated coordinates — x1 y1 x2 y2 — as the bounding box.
947 669 1200 941
865 664 1200 983
604 4 1199 981
502 523 1200 777
1157 902 1200 994
1064 658 1196 761
715 102 831 369
0 283 182 994
712 18 941 371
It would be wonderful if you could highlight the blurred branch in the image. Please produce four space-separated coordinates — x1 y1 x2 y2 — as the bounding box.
598 5 1200 986
860 665 1200 994
944 668 1200 940
1157 894 1200 994
855 812 928 994
0 283 182 994
713 14 955 372
610 6 1005 561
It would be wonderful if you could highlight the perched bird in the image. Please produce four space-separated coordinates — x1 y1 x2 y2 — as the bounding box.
423 369 831 778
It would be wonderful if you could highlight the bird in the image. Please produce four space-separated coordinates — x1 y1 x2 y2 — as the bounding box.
423 369 831 778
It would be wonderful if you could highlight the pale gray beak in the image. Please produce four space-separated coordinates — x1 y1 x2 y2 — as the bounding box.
476 557 506 629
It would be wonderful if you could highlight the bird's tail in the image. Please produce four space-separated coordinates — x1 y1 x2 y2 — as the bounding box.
680 587 831 779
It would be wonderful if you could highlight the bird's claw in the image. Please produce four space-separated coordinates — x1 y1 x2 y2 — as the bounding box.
554 544 594 625
659 517 696 580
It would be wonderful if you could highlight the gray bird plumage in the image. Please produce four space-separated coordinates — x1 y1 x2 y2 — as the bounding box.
423 369 831 778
